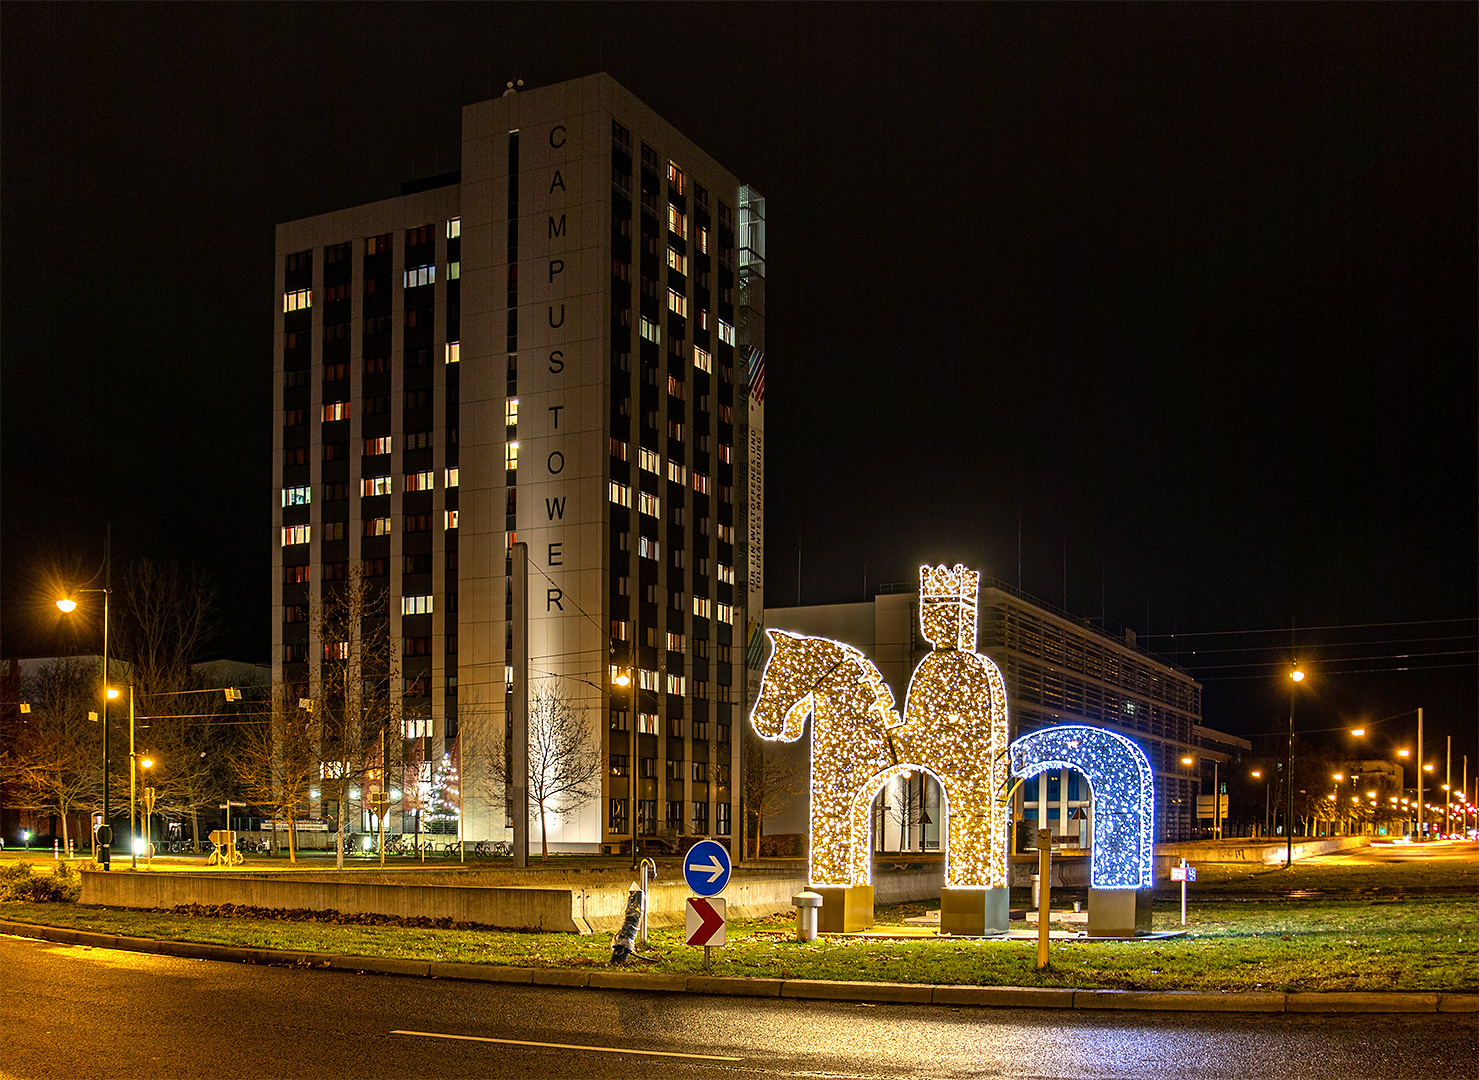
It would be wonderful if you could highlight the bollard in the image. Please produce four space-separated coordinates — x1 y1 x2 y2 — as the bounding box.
638 858 657 946
793 891 823 942
54 840 60 861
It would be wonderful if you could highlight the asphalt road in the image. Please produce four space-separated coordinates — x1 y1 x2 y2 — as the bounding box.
1 936 1473 1080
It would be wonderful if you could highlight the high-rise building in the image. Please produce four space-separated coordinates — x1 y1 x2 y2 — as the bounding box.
272 74 765 852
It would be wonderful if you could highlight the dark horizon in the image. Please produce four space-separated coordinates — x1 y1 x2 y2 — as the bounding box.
3 4 1473 761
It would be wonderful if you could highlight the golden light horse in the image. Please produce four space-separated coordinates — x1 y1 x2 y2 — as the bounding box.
750 565 1013 889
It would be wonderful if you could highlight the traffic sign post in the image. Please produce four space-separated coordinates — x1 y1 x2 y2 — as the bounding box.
1171 858 1197 924
683 839 732 896
686 896 727 970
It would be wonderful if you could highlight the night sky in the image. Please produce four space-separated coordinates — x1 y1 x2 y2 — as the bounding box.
3 4 1474 763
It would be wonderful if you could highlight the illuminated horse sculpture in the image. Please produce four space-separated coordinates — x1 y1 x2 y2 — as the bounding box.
750 565 1014 889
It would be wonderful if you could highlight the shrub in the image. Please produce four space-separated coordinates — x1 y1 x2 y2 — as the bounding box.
0 860 81 903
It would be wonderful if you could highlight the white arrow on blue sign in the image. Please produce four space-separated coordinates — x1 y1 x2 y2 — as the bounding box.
683 839 732 896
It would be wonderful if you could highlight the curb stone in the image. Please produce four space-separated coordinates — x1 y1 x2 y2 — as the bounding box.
1 920 1471 1013
1286 991 1439 1013
1074 990 1285 1012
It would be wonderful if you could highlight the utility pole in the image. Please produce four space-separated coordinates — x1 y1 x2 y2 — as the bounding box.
1417 708 1424 839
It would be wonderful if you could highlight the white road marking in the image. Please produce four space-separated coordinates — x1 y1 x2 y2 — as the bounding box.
391 1029 743 1061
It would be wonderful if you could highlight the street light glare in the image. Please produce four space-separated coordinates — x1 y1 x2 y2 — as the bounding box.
613 672 631 687
107 687 120 699
1290 669 1305 682
56 598 77 613
1350 728 1366 737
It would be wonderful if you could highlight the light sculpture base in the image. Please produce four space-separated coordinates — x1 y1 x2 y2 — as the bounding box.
814 885 875 933
1087 887 1152 937
939 886 1011 936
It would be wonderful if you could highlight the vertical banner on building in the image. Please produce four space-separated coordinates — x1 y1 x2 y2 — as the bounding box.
739 186 767 707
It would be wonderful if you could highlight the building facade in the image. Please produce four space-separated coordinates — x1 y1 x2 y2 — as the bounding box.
763 577 1205 846
272 74 765 851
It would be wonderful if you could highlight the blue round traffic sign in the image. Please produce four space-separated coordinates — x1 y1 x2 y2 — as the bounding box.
683 839 732 897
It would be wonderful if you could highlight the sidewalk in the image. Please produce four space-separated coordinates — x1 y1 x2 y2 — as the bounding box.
3 917 1473 1015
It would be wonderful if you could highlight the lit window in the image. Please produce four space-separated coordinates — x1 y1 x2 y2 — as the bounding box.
719 319 735 346
404 716 432 738
666 632 685 652
639 668 661 692
402 595 434 615
283 289 312 313
667 205 687 239
446 218 461 239
667 162 684 195
610 438 628 462
366 517 392 536
638 712 661 735
667 674 686 695
365 436 392 456
640 316 661 343
608 481 632 508
323 401 351 422
638 491 660 518
717 602 736 624
280 525 310 546
405 471 434 492
639 448 660 474
445 509 459 530
717 524 734 544
693 597 712 619
281 486 311 507
445 467 459 487
361 476 393 497
718 563 734 585
639 536 660 560
505 442 519 470
404 265 435 288
692 474 710 495
667 249 688 275
698 310 710 331
506 399 519 427
667 288 688 317
668 462 687 484
446 342 460 364
693 345 712 374
448 261 460 280
719 443 732 464
697 226 709 254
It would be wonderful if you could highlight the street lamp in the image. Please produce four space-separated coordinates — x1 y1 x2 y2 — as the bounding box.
1286 666 1304 868
56 530 112 870
613 666 639 869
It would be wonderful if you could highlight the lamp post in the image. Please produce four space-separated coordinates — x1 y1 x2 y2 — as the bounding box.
1285 665 1304 868
1251 770 1269 837
57 529 112 870
613 666 639 870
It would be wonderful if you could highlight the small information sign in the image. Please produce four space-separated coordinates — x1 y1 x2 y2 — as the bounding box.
685 896 727 947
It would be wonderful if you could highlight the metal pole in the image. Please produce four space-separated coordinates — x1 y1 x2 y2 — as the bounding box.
129 686 137 870
1036 828 1051 970
1286 683 1296 868
100 527 111 870
1445 736 1452 837
511 542 529 868
1213 760 1220 841
1417 708 1423 840
1180 857 1188 925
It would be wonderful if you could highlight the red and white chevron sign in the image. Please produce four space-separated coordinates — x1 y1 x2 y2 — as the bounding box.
685 896 727 947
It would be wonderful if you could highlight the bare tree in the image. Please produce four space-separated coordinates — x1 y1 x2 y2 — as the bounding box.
310 566 403 867
4 658 102 854
484 683 602 858
229 685 317 862
743 726 804 858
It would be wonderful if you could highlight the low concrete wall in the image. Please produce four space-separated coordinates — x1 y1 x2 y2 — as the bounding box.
1156 836 1369 869
80 862 954 934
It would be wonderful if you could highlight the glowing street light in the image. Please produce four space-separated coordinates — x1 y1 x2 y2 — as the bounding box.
1286 666 1304 868
55 529 113 869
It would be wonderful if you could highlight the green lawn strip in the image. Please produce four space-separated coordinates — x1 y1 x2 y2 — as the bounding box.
4 895 1474 992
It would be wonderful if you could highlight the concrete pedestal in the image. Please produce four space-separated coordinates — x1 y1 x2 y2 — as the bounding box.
939 886 1011 936
814 885 875 933
1087 887 1152 937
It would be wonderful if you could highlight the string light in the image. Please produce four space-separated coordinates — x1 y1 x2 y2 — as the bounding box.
750 565 1012 889
1008 724 1155 890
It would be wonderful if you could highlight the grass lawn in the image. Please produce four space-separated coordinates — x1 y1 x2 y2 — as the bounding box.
2 850 1475 992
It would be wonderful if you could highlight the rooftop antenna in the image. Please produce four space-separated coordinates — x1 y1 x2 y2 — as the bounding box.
503 78 525 97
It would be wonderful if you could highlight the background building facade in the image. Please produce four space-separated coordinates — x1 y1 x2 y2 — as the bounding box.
273 75 764 851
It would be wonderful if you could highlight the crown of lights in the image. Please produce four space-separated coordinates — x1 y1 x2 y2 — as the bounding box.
919 564 980 651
